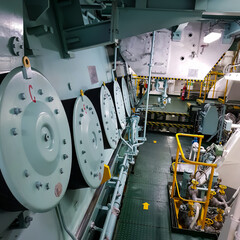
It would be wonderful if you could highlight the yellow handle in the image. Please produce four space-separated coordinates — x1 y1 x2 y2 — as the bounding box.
205 218 214 226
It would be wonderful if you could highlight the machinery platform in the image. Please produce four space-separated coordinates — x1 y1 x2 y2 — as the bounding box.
113 133 213 240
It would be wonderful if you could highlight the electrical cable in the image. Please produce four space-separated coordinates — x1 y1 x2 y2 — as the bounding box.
56 205 78 240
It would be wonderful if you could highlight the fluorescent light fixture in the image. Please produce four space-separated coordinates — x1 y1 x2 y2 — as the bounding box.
203 32 222 44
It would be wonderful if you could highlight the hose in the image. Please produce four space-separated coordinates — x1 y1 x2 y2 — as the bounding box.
56 205 78 240
190 203 201 229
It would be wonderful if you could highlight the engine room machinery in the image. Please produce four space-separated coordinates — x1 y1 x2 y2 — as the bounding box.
0 0 240 240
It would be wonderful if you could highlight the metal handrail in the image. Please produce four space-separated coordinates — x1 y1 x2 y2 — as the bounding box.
171 133 217 229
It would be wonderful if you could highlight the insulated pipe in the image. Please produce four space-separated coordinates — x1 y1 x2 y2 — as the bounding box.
104 161 129 240
111 44 118 81
56 205 78 240
235 223 240 240
143 31 155 140
100 155 128 240
219 193 240 240
190 203 201 229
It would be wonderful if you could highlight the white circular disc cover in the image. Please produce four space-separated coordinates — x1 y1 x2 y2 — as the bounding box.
121 77 131 117
113 81 126 129
0 67 72 212
73 95 104 188
100 86 119 149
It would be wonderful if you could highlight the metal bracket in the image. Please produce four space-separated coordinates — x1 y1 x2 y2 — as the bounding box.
9 212 33 229
172 23 188 42
222 22 239 44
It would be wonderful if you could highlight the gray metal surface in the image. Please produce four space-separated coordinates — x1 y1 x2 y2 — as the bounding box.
0 0 23 73
120 22 233 79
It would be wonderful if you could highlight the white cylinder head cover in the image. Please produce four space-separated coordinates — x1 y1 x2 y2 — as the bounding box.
0 67 72 212
72 95 104 188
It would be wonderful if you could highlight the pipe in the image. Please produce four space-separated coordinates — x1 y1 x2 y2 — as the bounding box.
105 162 129 240
120 136 133 150
81 4 106 10
232 124 240 129
190 203 201 229
100 155 128 240
143 31 156 140
111 44 118 81
235 223 240 240
56 205 78 240
225 193 240 240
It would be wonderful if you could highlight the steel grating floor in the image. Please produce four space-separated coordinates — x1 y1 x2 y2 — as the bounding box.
113 132 212 240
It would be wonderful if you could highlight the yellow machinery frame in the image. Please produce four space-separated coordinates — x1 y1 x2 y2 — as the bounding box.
171 133 217 230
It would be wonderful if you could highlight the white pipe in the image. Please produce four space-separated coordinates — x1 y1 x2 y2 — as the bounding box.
190 203 201 229
232 124 240 129
225 194 240 240
235 223 240 240
143 31 155 140
111 44 118 81
56 205 78 240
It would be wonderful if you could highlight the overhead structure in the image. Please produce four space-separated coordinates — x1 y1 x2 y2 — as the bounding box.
106 81 126 129
71 95 104 189
119 77 131 117
0 67 72 212
85 85 119 149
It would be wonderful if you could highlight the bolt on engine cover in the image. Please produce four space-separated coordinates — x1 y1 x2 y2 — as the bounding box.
120 77 131 117
85 85 119 149
100 85 119 148
0 67 72 212
106 81 126 129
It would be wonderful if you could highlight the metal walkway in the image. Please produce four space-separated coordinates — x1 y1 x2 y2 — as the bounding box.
113 132 212 240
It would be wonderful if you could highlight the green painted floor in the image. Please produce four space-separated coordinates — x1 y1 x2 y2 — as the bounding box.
113 132 212 240
147 95 196 114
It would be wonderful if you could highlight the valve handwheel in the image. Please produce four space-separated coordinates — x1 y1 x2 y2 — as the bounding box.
205 218 214 226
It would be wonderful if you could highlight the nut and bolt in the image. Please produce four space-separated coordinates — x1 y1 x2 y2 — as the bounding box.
25 216 33 223
38 89 43 95
63 154 68 159
19 93 26 100
11 128 18 136
60 168 64 174
35 181 43 190
55 109 59 114
48 96 54 102
63 139 67 144
46 183 50 190
24 170 29 177
14 107 22 115
44 134 50 142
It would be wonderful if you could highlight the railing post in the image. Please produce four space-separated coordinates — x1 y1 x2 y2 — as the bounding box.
201 167 215 230
171 147 180 198
194 137 202 174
